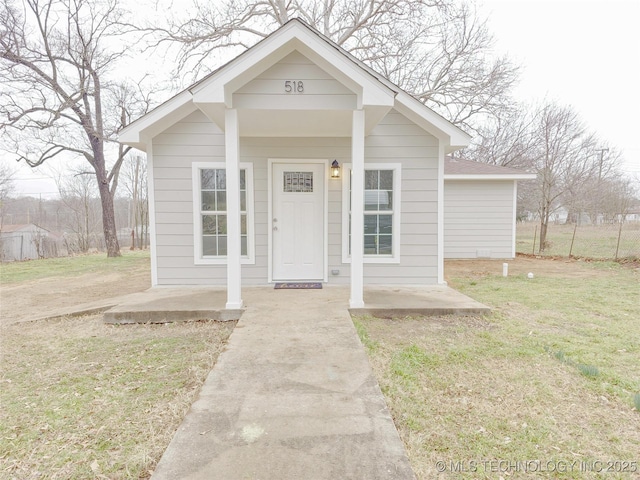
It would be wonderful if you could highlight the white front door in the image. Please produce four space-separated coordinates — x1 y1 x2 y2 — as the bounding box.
272 162 325 281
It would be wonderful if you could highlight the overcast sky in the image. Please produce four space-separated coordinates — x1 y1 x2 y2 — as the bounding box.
480 0 640 176
8 0 640 198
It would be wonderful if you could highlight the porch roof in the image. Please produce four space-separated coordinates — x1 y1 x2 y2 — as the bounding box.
444 157 537 180
119 19 470 153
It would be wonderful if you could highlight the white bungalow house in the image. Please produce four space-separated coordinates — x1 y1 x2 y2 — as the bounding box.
119 19 532 310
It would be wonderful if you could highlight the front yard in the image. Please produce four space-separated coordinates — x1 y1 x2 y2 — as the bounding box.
356 258 640 478
1 254 638 478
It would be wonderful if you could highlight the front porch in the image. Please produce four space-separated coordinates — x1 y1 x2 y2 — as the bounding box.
102 285 490 324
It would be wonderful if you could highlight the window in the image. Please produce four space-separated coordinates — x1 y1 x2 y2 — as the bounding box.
364 170 394 254
193 163 254 264
342 164 401 263
283 171 313 192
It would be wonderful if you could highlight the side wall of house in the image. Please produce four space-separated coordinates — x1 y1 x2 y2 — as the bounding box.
443 180 515 259
151 108 439 285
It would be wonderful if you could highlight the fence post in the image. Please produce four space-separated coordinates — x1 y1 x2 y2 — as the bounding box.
569 223 578 257
615 220 623 260
532 225 537 255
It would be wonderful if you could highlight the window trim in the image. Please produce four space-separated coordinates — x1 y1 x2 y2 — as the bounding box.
341 163 402 264
192 162 255 265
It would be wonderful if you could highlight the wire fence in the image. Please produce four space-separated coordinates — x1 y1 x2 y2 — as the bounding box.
517 221 640 260
1 230 147 262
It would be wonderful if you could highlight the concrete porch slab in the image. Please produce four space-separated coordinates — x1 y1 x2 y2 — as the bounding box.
102 287 241 324
102 285 490 324
353 285 491 317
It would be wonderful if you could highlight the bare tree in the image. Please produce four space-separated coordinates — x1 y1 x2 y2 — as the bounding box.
146 0 519 130
560 147 622 225
0 0 152 257
462 105 537 168
530 102 606 251
0 162 15 228
586 174 636 223
120 154 149 249
55 169 102 253
464 100 630 240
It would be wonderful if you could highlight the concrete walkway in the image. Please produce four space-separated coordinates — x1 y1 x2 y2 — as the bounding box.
151 287 416 479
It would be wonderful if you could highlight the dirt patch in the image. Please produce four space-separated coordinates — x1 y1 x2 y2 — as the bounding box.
1 264 151 324
445 255 623 280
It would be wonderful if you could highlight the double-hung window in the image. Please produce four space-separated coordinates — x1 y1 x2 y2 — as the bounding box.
342 163 401 263
193 162 254 264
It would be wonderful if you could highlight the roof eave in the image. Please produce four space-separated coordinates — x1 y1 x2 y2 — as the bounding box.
444 174 537 181
118 91 196 150
394 92 471 150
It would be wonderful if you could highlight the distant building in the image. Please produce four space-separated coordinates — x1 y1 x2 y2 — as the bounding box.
0 224 64 262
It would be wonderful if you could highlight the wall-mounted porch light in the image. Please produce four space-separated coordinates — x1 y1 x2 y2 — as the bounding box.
331 160 341 179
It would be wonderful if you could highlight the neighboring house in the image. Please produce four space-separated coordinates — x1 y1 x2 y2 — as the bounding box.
444 158 536 259
0 224 61 261
119 19 529 309
623 207 640 222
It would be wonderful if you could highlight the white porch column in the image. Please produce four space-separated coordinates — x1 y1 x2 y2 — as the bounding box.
225 108 243 308
350 109 365 308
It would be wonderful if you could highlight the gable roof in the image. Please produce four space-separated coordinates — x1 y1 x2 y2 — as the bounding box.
444 157 537 180
119 18 470 152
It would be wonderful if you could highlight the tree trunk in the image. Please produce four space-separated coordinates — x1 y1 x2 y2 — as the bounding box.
539 220 548 253
89 121 121 257
95 167 121 258
539 204 549 253
98 181 121 257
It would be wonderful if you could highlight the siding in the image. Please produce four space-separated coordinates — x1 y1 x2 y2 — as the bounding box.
233 51 356 110
152 110 227 285
151 108 440 286
444 180 515 259
363 110 439 285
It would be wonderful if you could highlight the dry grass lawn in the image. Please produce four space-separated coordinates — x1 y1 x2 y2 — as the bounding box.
0 316 234 479
355 258 640 479
0 252 235 479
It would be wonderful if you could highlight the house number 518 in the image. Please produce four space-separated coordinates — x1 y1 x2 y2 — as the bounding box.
284 80 304 93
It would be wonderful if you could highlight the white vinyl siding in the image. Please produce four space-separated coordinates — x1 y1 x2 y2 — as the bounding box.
233 51 356 110
360 111 440 284
153 111 222 285
152 111 262 285
444 180 516 259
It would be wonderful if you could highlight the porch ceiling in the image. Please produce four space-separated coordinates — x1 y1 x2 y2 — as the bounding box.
239 109 350 137
197 103 391 138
